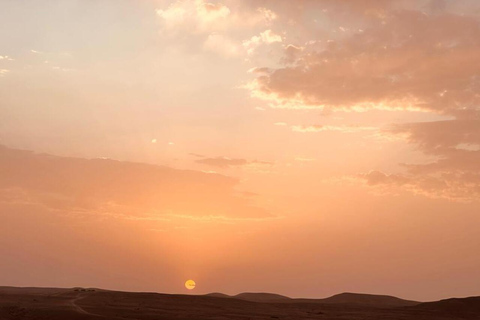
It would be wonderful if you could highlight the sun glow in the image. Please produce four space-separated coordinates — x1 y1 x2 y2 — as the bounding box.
185 279 196 290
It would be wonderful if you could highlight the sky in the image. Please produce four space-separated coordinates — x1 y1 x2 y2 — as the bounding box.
1 0 480 302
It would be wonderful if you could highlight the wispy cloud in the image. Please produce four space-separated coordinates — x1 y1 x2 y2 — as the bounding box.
243 29 282 55
291 125 377 133
357 120 480 201
155 0 281 58
195 156 273 169
0 55 14 61
0 145 272 219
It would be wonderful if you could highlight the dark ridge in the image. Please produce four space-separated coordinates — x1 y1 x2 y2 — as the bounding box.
204 292 231 298
0 287 479 319
233 292 292 302
316 292 420 307
412 296 480 317
0 287 70 295
205 291 419 307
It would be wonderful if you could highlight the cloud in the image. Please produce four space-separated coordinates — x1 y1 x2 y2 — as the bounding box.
291 125 377 133
390 120 480 175
358 169 480 202
156 0 231 34
243 29 282 55
246 10 480 114
358 120 480 201
195 156 273 168
295 157 316 162
0 69 9 77
189 153 206 158
155 0 283 58
256 7 277 24
156 0 277 36
360 170 409 186
232 1 480 201
391 120 480 152
203 33 240 57
0 145 271 219
456 143 480 152
196 157 248 167
282 44 304 65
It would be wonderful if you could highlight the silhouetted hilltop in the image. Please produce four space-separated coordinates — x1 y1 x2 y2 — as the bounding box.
234 292 291 302
1 286 479 320
204 292 231 299
205 292 291 302
317 292 419 307
206 291 418 307
0 287 69 295
413 297 480 318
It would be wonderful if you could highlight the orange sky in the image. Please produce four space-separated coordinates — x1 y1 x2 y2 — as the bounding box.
1 0 480 301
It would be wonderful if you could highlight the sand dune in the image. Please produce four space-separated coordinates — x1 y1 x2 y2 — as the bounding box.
207 292 292 303
1 287 479 319
206 291 417 307
303 292 419 307
412 297 480 318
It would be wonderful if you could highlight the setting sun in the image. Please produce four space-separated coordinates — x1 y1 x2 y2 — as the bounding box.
185 280 196 290
1 0 480 319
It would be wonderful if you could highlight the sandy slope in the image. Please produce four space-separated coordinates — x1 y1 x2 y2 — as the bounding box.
0 287 479 320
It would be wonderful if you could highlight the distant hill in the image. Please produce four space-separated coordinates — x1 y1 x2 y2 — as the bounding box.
205 292 291 303
234 292 291 303
206 291 418 307
204 292 231 299
316 292 419 307
413 297 480 318
0 286 479 319
0 287 69 295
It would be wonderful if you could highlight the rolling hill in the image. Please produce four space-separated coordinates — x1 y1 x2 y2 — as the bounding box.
1 287 479 320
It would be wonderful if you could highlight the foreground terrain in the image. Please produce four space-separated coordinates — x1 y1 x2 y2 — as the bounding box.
0 287 479 320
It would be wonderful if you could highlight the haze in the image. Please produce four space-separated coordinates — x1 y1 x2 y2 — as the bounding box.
1 0 480 302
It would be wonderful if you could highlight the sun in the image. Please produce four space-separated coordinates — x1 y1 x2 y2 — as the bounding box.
185 279 196 290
